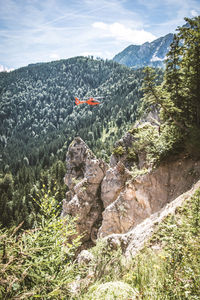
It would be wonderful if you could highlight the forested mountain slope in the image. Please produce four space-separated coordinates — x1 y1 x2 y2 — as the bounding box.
1 56 156 227
0 57 147 173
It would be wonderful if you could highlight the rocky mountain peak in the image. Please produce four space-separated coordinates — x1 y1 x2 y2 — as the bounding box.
113 33 174 68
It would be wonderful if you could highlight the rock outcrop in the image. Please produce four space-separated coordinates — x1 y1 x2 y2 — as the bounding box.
106 179 200 257
98 154 200 237
62 136 200 247
62 137 108 242
101 161 130 208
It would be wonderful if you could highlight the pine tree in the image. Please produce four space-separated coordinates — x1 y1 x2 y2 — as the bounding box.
165 34 183 112
142 67 184 129
143 16 200 132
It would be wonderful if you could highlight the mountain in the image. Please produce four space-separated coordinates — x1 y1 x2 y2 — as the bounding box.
1 56 157 227
113 33 174 68
0 56 147 173
1 17 200 300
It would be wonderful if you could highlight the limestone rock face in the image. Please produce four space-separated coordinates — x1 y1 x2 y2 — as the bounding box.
99 182 152 237
101 161 131 208
98 155 200 237
62 137 200 247
62 137 108 242
106 179 200 257
110 132 135 169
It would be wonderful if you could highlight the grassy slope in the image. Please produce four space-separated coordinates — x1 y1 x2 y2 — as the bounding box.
80 183 200 300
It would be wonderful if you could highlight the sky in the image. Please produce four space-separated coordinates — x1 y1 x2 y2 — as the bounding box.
0 0 200 70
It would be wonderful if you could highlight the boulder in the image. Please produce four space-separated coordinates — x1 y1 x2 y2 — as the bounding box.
77 250 94 265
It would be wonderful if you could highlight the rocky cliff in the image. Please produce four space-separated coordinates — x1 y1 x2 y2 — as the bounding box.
62 135 200 247
106 179 200 257
113 33 174 69
62 137 108 243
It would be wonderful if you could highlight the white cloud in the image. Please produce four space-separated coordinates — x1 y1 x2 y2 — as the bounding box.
93 22 108 30
49 53 60 60
92 22 156 44
191 9 198 16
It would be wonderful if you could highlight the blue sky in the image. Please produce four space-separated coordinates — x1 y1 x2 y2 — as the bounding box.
0 0 200 70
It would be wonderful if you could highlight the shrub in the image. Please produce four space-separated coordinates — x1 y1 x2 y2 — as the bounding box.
112 145 125 156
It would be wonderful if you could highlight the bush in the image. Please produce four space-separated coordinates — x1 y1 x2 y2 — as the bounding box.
130 123 183 166
112 145 125 156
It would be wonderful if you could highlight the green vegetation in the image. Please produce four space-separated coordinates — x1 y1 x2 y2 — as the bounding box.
121 16 200 170
82 281 138 300
142 16 200 153
0 187 81 299
112 145 125 156
131 123 183 166
0 15 200 300
130 165 149 178
0 160 67 228
1 183 199 299
0 56 142 173
125 188 200 299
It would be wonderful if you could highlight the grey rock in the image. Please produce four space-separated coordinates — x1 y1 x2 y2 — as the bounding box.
113 33 174 69
77 250 94 265
62 137 108 242
98 155 200 238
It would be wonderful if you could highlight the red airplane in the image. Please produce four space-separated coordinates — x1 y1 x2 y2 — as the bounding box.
75 97 101 106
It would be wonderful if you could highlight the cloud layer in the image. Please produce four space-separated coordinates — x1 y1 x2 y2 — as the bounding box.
93 22 156 44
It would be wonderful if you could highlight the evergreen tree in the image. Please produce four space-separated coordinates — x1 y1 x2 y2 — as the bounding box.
143 16 200 131
142 67 183 129
178 16 200 127
165 34 183 112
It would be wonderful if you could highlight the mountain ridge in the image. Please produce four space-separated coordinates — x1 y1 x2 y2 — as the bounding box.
113 33 174 68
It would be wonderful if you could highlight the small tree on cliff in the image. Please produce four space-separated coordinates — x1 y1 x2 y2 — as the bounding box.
142 67 184 130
